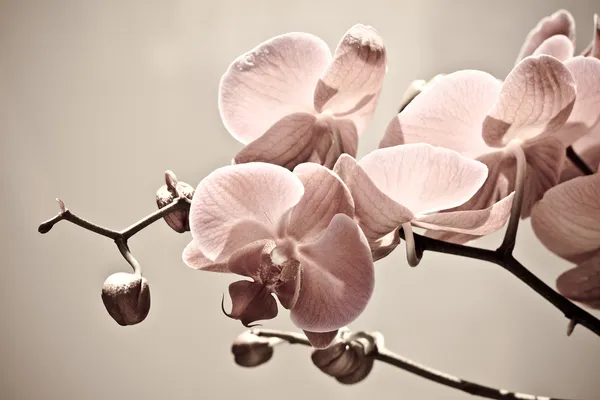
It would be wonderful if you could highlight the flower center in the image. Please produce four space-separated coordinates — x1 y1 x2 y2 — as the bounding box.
259 241 300 288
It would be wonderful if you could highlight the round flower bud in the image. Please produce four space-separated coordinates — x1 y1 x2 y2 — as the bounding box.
156 170 195 233
101 272 150 326
311 331 381 384
231 331 275 368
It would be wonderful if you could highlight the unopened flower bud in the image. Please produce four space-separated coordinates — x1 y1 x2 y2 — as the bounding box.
311 331 381 384
156 170 194 233
231 331 276 367
101 272 150 326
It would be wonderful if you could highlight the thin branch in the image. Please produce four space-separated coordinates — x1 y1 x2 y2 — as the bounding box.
566 146 594 176
400 230 600 337
499 143 526 254
252 328 570 400
120 197 190 239
115 239 142 276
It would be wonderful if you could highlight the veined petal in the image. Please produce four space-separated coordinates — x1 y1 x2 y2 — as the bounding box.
219 33 331 144
314 24 386 135
333 154 413 242
556 251 600 310
554 57 600 145
304 330 339 349
225 280 278 326
413 192 514 235
233 113 319 170
381 70 499 159
292 214 374 332
306 119 359 169
483 55 576 147
359 144 488 216
285 163 354 242
531 172 600 263
532 35 574 61
182 239 228 272
519 138 566 218
516 9 575 63
189 163 304 259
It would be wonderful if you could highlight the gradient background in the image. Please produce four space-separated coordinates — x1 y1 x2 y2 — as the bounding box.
2 0 600 399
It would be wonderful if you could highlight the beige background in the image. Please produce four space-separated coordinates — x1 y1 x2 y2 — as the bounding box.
2 0 600 399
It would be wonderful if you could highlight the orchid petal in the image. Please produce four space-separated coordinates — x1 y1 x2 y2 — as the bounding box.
531 173 600 263
233 113 319 170
292 214 374 332
227 240 273 279
414 192 514 235
554 57 600 145
483 55 576 147
516 9 575 63
333 154 413 242
314 24 386 135
285 163 354 242
182 239 228 272
189 163 303 259
556 251 600 310
532 35 574 61
304 330 339 349
359 144 488 216
225 280 278 326
381 70 498 159
219 33 331 144
519 138 566 218
306 119 359 168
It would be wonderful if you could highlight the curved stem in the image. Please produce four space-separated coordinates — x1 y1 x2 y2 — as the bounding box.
499 143 527 254
115 239 142 276
252 328 570 400
566 146 594 176
401 230 600 336
402 222 421 267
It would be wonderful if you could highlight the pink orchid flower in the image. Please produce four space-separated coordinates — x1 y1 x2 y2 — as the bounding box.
182 162 374 348
333 143 514 255
531 169 600 309
516 10 600 180
218 24 386 170
381 54 600 246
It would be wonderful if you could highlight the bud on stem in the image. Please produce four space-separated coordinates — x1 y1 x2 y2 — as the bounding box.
101 272 150 326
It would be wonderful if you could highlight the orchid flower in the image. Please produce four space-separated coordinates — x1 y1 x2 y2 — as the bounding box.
182 162 374 348
333 144 514 259
218 24 386 170
531 169 600 309
516 10 600 180
380 53 600 247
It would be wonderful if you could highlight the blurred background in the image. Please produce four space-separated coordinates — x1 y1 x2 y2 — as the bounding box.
2 0 600 399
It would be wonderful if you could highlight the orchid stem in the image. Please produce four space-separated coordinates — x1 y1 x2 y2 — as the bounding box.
251 328 570 400
566 146 594 176
498 142 526 254
38 191 192 270
401 222 421 267
399 230 600 337
115 239 142 276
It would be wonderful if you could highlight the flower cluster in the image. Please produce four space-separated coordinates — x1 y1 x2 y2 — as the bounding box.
179 10 600 348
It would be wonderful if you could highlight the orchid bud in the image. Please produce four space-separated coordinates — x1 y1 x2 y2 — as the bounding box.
101 272 150 326
311 331 381 384
231 331 275 367
156 170 194 233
